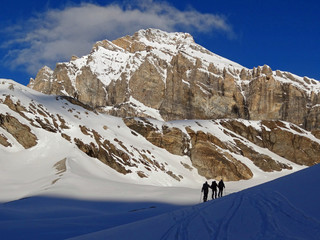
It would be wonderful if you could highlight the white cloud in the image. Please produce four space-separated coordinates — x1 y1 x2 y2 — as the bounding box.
2 0 233 75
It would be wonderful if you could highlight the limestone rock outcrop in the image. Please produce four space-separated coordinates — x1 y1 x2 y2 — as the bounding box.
219 120 320 166
2 79 320 182
124 117 319 181
21 28 320 181
29 29 320 130
0 114 37 149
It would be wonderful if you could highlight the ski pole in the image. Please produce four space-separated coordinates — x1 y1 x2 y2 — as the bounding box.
200 191 202 203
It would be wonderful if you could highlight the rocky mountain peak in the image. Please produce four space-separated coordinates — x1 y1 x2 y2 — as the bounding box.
28 29 320 130
90 28 195 55
133 28 195 46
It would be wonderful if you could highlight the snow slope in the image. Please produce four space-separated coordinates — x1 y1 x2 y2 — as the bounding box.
0 161 319 240
0 78 319 239
1 79 310 195
0 79 210 203
68 164 320 240
0 78 313 201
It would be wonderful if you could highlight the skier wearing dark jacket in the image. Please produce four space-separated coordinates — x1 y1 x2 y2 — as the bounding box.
201 181 210 202
210 181 218 199
218 179 225 197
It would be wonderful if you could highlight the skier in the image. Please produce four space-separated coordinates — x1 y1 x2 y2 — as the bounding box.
210 180 218 199
218 179 225 197
201 181 210 202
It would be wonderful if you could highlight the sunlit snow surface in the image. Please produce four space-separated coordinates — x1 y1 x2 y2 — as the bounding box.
72 165 320 240
0 79 319 239
0 165 319 240
94 164 320 240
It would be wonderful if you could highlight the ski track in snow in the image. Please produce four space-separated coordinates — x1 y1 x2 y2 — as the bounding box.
153 190 320 240
75 166 320 240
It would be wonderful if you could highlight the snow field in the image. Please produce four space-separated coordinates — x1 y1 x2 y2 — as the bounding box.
0 78 319 240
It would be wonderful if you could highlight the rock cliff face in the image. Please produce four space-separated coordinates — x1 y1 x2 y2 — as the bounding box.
0 113 37 149
124 117 320 181
19 29 320 182
29 29 320 130
2 80 320 182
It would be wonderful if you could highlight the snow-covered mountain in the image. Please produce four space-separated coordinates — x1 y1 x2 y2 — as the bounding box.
29 28 320 130
1 28 320 239
1 79 319 239
2 29 320 198
1 78 319 200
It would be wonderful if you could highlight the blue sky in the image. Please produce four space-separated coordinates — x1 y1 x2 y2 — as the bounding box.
1 0 319 85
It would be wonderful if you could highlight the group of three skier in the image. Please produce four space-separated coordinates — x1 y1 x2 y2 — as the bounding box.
201 179 225 202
